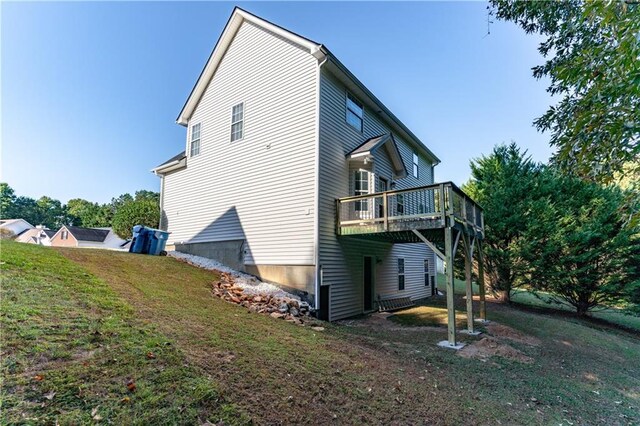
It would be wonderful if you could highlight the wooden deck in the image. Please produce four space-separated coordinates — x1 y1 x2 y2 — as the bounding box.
336 181 484 242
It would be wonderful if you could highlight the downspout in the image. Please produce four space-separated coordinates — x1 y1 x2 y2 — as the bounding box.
313 48 328 312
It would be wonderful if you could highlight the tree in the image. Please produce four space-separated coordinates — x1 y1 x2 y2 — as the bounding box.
36 196 71 229
67 198 111 228
463 143 544 301
111 197 160 239
523 174 640 315
490 0 640 183
0 183 16 218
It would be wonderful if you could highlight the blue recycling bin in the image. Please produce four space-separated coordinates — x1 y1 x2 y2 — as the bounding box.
147 229 170 255
129 225 150 254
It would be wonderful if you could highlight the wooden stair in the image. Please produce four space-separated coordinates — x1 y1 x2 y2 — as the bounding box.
377 296 414 312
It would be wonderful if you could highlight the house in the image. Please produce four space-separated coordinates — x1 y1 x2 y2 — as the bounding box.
15 225 56 245
0 219 34 238
49 226 129 249
153 8 485 344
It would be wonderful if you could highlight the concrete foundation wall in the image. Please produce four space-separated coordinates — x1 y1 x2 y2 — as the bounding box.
173 240 315 302
174 240 246 271
245 264 315 298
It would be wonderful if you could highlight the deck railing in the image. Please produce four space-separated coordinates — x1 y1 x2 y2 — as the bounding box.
336 182 483 236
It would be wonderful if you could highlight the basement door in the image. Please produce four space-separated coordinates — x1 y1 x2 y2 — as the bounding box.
363 256 374 312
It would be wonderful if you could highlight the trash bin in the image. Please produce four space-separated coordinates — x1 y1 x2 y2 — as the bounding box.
129 225 149 254
147 229 170 256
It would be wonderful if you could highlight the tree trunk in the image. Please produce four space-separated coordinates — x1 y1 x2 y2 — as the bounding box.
497 290 510 303
576 302 590 317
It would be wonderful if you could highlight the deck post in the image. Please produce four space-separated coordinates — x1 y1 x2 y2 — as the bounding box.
383 192 388 231
477 239 487 321
463 233 476 334
444 226 458 347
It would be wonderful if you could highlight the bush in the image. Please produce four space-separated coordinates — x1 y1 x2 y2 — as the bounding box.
111 199 160 239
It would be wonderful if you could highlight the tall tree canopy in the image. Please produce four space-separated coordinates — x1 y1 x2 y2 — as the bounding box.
463 143 544 301
490 0 640 182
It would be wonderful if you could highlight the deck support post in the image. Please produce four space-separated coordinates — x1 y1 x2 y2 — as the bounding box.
477 239 487 321
462 233 477 334
443 226 458 347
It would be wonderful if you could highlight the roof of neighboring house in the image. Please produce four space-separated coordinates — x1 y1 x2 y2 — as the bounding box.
43 229 56 238
175 7 440 165
14 227 55 243
63 226 111 242
347 133 408 178
0 218 34 228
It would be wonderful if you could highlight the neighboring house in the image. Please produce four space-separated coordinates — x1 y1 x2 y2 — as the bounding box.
0 219 34 238
49 226 129 249
15 226 56 245
154 8 484 324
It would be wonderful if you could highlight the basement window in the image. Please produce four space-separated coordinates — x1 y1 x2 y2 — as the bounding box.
190 123 201 157
231 103 244 142
346 92 363 132
424 259 429 286
398 258 405 290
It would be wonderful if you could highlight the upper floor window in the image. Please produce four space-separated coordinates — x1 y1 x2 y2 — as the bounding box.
61 230 68 240
412 152 419 178
190 123 201 157
346 93 363 132
231 103 244 142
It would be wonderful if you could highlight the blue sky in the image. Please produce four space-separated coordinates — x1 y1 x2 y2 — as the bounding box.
2 1 554 204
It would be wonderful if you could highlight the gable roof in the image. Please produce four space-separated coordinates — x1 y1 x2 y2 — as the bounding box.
152 151 187 175
55 226 111 242
347 134 407 178
176 7 440 165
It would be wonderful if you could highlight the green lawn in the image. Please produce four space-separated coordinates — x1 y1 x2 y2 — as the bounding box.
437 273 640 332
0 241 246 424
2 241 639 425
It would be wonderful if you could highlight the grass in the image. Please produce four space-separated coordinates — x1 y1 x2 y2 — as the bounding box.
0 241 247 424
436 273 640 332
2 242 640 425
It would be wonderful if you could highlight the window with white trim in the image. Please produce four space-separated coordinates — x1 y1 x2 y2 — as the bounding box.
398 258 405 290
346 92 363 132
424 259 430 286
190 123 201 157
412 152 419 178
354 170 369 211
61 230 68 240
230 103 244 142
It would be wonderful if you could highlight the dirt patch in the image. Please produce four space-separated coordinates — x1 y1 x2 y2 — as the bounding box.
486 323 541 346
459 337 533 364
339 312 446 333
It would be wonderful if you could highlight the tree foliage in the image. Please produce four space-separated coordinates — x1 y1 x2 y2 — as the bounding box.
522 173 640 315
111 198 160 239
463 143 544 301
490 0 640 183
465 143 640 314
0 183 159 236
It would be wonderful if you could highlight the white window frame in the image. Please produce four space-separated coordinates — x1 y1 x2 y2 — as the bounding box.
412 152 419 178
346 92 363 132
354 170 370 212
190 123 201 157
398 258 405 290
230 102 244 142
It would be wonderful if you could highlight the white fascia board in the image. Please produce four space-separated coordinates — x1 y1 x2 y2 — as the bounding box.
151 158 187 175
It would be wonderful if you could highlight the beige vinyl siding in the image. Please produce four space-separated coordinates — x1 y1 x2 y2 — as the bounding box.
318 70 436 320
162 20 317 266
